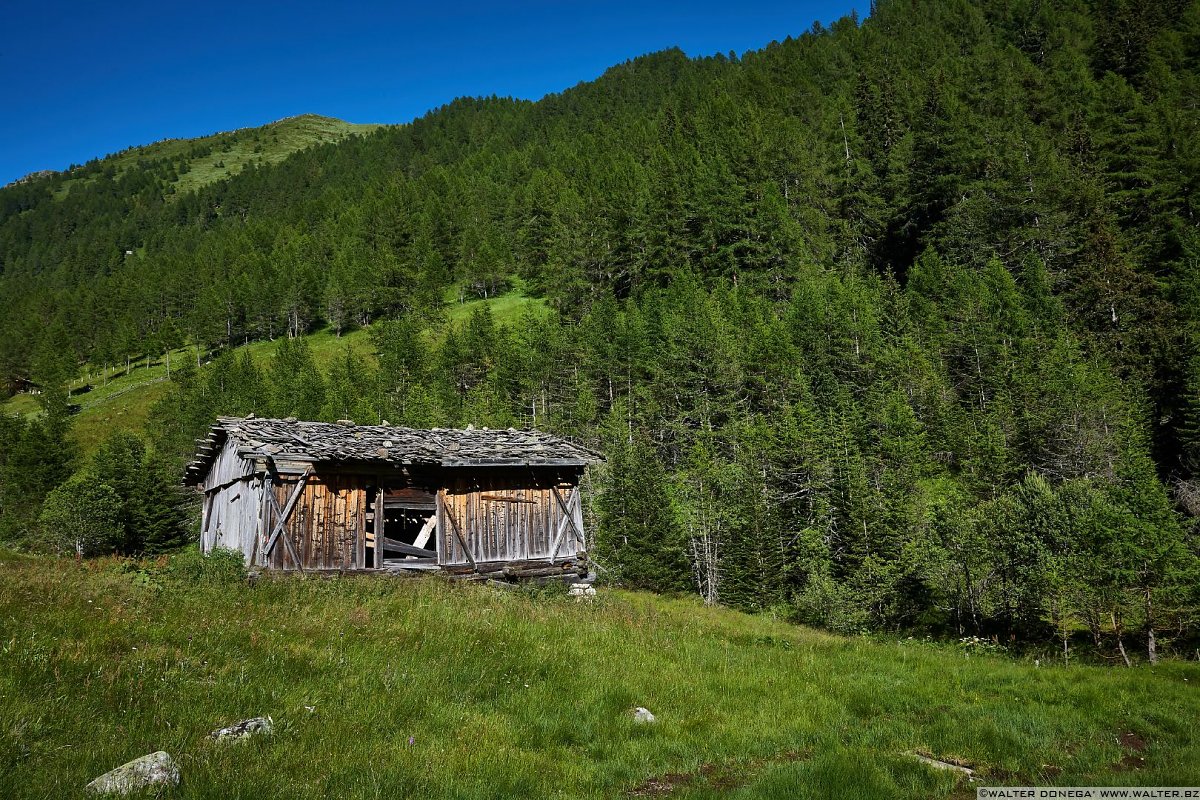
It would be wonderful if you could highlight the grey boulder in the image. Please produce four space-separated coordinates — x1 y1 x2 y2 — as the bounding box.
210 716 273 741
85 751 180 794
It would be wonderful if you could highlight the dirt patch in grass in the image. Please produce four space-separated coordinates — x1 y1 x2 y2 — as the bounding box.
1118 731 1147 752
627 749 810 797
628 772 694 797
1113 730 1148 772
1114 754 1146 771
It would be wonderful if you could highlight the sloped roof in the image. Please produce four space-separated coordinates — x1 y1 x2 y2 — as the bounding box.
184 416 599 484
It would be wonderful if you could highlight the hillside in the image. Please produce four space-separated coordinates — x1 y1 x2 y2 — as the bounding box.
1 553 1197 798
0 282 546 455
25 114 383 202
2 0 1200 651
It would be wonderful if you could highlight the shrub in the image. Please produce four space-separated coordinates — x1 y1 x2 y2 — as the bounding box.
38 472 122 558
163 546 246 586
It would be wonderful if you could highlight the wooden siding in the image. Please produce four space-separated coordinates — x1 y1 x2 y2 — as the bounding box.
217 462 588 572
201 439 256 493
264 472 368 571
438 484 584 566
200 440 264 563
200 477 266 563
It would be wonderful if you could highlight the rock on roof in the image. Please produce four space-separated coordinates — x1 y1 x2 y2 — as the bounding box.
184 416 599 484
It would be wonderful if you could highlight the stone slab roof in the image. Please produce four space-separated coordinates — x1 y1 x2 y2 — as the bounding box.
184 416 599 484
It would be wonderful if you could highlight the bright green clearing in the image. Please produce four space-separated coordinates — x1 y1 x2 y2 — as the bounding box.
0 553 1196 799
0 287 548 456
54 114 383 200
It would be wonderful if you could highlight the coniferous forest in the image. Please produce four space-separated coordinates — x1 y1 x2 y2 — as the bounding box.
3 0 1200 658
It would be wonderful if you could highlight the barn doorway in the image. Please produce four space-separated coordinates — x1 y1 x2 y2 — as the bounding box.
379 488 437 565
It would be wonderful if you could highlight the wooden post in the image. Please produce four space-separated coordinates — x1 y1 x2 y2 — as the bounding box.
355 484 366 570
375 483 385 569
255 474 272 567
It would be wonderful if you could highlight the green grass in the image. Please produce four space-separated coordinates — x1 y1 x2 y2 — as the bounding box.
445 278 552 328
0 554 1197 799
54 114 383 200
1 286 549 457
1 353 187 454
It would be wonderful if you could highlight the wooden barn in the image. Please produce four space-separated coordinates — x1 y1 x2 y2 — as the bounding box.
183 417 599 579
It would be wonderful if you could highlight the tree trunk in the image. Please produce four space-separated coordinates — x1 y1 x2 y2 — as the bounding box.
1145 589 1158 666
1112 612 1132 668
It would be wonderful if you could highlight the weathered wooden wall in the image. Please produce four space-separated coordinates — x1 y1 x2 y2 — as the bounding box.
437 481 585 566
264 472 367 570
230 463 586 572
200 440 263 563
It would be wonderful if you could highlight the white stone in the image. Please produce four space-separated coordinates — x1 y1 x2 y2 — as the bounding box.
907 752 974 776
85 751 180 795
568 583 597 598
633 706 656 724
210 716 273 742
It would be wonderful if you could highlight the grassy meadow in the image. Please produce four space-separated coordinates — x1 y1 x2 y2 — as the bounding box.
0 551 1197 799
0 284 549 457
54 115 383 200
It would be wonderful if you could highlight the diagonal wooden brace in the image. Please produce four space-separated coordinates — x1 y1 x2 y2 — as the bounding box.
263 468 311 559
441 500 476 568
548 487 584 563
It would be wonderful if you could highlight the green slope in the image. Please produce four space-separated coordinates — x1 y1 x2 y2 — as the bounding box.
1 555 1196 798
52 113 383 199
0 286 547 455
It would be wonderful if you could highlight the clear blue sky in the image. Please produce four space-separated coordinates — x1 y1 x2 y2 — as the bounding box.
1 1 860 186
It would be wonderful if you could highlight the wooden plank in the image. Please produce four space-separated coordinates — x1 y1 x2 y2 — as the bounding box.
312 479 327 568
481 494 536 504
570 486 585 547
262 469 311 559
333 482 346 569
550 487 582 552
442 494 476 568
547 506 573 563
353 482 363 569
255 475 270 567
379 537 437 559
412 514 437 549
375 483 385 569
303 478 317 567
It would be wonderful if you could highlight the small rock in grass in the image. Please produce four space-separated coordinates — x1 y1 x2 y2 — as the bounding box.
568 583 597 598
210 716 273 741
906 752 974 777
85 751 180 795
633 707 656 724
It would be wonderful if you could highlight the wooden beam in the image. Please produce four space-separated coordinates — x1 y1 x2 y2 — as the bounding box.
503 563 574 579
281 528 304 569
548 487 583 562
412 514 436 549
251 475 268 567
379 537 437 559
480 494 536 504
547 511 573 564
263 469 311 559
441 499 476 568
374 480 384 569
355 486 366 571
